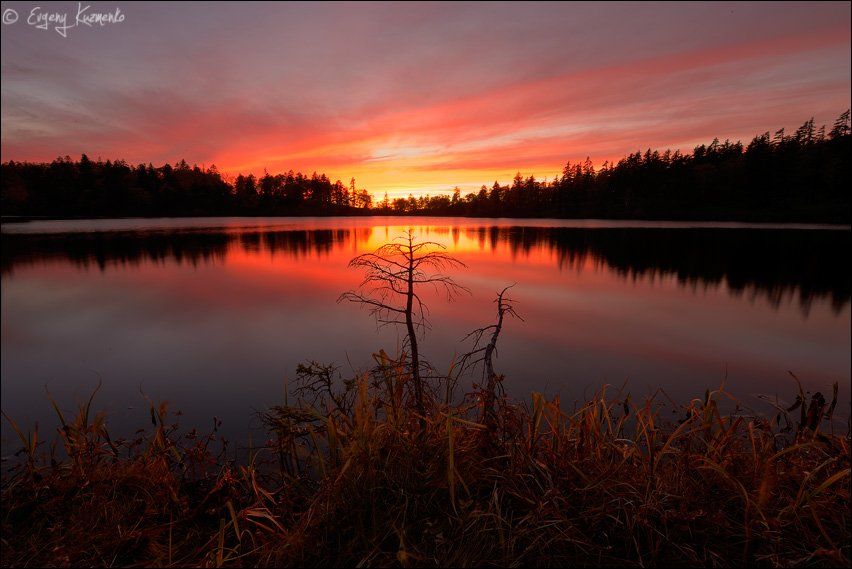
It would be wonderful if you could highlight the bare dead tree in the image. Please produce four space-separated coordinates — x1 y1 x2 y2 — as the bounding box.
338 229 468 416
460 285 523 425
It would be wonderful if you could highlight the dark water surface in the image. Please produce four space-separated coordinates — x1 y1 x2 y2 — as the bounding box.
2 217 849 448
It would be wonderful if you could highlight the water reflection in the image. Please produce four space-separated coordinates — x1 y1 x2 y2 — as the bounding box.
3 225 848 313
2 219 849 449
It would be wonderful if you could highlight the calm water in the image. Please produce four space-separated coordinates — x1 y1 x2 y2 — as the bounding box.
2 217 850 448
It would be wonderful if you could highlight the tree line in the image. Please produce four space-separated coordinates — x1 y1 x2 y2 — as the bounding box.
1 157 372 217
379 111 851 222
2 111 849 222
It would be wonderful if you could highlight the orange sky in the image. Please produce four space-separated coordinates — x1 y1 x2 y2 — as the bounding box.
1 2 850 198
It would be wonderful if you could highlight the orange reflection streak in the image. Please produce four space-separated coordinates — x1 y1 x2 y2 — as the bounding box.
3 222 849 411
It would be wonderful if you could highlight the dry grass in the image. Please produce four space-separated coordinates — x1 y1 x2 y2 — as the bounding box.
2 367 849 567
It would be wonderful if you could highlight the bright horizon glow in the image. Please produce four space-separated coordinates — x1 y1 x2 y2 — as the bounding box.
1 1 850 199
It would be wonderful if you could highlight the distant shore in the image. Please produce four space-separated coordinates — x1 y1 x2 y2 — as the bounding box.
4 213 852 229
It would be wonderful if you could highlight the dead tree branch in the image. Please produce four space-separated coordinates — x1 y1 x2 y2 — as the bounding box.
338 229 469 417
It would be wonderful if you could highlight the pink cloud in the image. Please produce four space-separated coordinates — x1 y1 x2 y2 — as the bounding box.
1 3 849 197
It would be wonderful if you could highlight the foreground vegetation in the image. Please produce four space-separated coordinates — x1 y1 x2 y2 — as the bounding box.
2 112 849 222
2 235 849 567
1 367 849 567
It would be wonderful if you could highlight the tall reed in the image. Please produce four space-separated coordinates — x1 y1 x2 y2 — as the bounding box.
2 367 848 567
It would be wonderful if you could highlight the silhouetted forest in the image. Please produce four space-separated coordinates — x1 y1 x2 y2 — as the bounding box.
381 112 851 222
2 112 850 222
0 158 372 218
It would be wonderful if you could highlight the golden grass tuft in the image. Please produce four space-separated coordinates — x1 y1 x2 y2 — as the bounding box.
2 368 849 567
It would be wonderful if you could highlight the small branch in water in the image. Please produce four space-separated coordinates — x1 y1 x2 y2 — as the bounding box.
460 285 523 425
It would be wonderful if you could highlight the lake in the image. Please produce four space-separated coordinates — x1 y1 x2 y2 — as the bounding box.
2 217 850 448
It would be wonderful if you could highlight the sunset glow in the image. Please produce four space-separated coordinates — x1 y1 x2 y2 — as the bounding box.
3 3 851 564
2 1 850 198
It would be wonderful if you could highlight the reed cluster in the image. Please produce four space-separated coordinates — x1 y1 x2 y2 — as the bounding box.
1 365 848 568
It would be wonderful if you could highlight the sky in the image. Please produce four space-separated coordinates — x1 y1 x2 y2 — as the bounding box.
1 1 850 198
